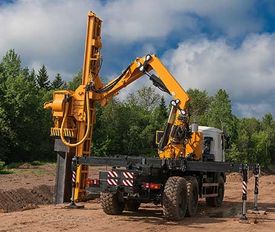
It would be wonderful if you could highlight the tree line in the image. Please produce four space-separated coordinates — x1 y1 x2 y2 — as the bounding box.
0 50 274 167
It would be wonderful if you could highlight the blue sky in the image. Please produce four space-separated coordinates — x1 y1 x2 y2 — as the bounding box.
0 0 275 118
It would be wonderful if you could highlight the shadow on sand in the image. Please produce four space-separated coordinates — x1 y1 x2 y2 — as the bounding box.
116 200 275 226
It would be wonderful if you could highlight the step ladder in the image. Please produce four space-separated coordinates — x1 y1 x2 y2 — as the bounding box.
202 182 219 198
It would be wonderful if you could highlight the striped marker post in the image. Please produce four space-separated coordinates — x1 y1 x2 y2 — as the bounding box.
66 156 84 209
253 164 260 211
240 164 248 220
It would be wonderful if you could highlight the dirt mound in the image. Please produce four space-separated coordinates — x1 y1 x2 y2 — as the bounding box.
226 171 257 182
0 185 54 213
18 163 38 169
226 172 242 182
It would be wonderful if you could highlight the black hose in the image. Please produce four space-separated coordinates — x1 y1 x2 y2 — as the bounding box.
89 65 131 94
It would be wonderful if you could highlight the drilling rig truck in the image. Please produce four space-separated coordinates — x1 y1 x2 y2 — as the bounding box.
44 12 257 221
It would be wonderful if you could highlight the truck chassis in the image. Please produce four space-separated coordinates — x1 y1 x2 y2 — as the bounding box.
75 156 258 221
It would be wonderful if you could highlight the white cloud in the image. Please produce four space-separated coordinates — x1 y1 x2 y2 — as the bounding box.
163 33 275 117
0 0 92 79
0 0 260 79
0 0 271 117
235 102 273 118
101 0 260 41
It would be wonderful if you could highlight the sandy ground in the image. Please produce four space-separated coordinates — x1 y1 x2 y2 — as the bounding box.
0 163 55 190
0 165 275 232
0 164 55 213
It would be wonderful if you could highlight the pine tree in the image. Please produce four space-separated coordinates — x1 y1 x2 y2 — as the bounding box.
206 89 237 142
156 96 168 123
0 49 21 81
27 69 36 84
51 73 64 89
187 89 211 124
36 65 50 89
262 113 273 130
68 71 82 90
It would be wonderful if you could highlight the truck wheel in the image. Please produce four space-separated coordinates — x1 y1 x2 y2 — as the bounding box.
185 176 199 217
206 176 224 207
125 200 140 212
100 192 124 215
163 176 188 221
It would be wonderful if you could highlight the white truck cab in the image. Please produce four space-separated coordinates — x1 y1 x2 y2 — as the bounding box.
198 126 225 162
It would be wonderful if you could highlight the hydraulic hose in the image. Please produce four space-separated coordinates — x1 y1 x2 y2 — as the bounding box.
60 92 91 147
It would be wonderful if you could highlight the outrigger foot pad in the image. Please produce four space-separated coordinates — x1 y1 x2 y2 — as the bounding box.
65 201 85 209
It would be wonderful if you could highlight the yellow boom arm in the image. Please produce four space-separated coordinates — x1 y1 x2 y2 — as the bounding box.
90 54 189 110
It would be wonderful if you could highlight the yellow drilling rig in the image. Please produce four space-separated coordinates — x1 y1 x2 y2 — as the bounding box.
44 12 260 221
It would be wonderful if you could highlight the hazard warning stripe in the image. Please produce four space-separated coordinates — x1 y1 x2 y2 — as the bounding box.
111 179 118 186
107 171 118 178
242 181 247 194
107 179 118 186
107 179 113 185
122 179 133 187
122 172 134 179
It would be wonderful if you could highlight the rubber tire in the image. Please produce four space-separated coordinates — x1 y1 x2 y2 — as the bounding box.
185 176 199 217
100 192 125 215
163 176 188 221
125 200 140 212
206 176 225 207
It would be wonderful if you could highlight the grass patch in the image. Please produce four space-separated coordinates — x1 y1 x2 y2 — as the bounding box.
0 160 55 175
6 162 24 169
0 169 14 175
31 160 45 166
0 160 14 174
32 169 48 175
13 167 49 175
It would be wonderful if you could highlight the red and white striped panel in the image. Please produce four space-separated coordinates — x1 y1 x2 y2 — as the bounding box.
107 170 118 178
107 178 118 186
122 171 134 179
122 179 133 187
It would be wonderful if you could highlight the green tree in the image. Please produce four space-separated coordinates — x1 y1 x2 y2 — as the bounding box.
233 127 250 163
251 131 270 166
68 71 82 90
262 113 273 130
51 73 64 89
206 89 237 142
28 69 36 83
0 49 21 80
126 86 161 111
0 50 22 161
154 96 168 124
36 65 50 90
232 115 275 166
261 113 275 164
187 89 211 124
92 86 165 157
0 50 54 162
226 143 242 162
22 68 37 88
